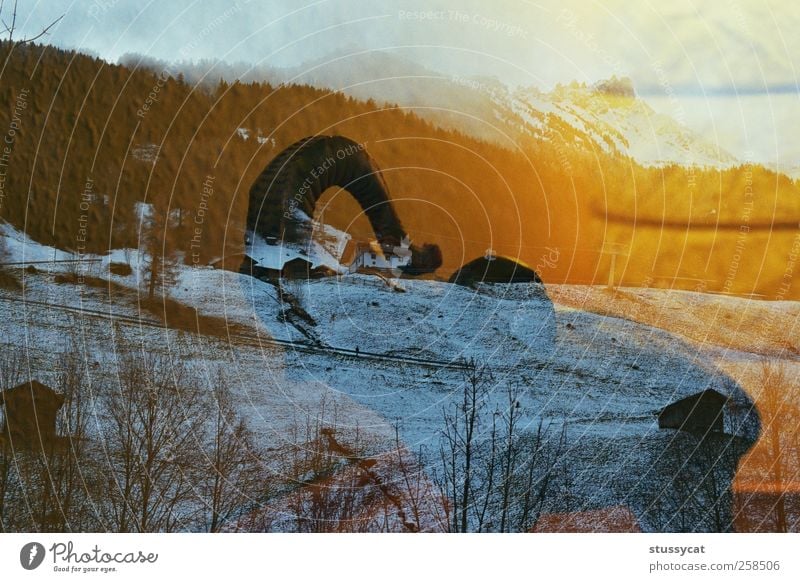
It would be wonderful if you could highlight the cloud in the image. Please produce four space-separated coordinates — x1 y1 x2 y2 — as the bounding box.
14 0 799 95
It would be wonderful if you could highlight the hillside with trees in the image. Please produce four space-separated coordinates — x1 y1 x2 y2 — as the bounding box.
2 40 799 297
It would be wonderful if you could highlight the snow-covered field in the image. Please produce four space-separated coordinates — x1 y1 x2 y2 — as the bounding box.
3 221 794 528
549 285 800 395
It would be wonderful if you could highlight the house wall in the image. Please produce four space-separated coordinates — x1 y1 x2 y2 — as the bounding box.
350 246 411 273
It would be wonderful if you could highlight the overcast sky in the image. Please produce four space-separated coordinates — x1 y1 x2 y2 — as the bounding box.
11 0 800 169
12 0 797 91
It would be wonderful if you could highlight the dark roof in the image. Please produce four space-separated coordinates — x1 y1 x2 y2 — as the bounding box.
449 256 543 285
658 388 727 434
211 253 257 272
662 388 727 411
1 380 64 407
283 256 313 266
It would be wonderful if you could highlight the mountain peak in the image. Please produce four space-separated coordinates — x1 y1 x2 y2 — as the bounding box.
592 76 636 99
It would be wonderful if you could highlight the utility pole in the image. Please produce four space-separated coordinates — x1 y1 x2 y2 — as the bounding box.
601 242 628 290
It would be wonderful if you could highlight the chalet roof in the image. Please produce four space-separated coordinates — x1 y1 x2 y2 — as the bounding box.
283 256 313 266
354 237 411 256
662 388 727 410
245 230 344 272
658 388 727 434
209 253 257 270
1 380 64 407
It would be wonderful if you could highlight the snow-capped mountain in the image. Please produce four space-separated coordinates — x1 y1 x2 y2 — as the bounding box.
279 49 738 170
158 47 746 172
501 79 737 168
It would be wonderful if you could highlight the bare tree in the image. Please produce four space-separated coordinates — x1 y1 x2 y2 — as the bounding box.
0 348 54 532
277 418 381 532
27 341 100 531
260 403 438 533
751 361 800 532
0 348 24 530
201 368 266 532
0 434 23 531
140 200 181 301
434 359 567 532
17 334 110 532
389 426 448 532
642 430 745 533
516 421 568 530
2 340 279 533
496 385 520 531
0 0 63 45
0 335 104 532
101 349 207 532
437 357 489 532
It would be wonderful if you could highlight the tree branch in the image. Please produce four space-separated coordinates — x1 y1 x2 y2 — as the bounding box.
15 14 63 44
0 0 64 45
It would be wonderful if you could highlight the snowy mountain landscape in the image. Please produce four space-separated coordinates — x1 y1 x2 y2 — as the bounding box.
2 3 799 539
260 50 740 172
2 220 787 532
169 48 745 174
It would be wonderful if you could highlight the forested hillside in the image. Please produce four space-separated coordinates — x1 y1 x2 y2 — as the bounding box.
2 41 799 297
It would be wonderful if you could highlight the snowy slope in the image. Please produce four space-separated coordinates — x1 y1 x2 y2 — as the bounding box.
0 221 73 262
0 222 779 530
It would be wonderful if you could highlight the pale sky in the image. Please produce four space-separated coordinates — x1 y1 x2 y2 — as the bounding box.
11 0 800 169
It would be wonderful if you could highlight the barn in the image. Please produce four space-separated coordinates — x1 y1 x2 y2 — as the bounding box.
281 257 314 279
658 388 727 434
0 380 64 446
449 255 543 286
